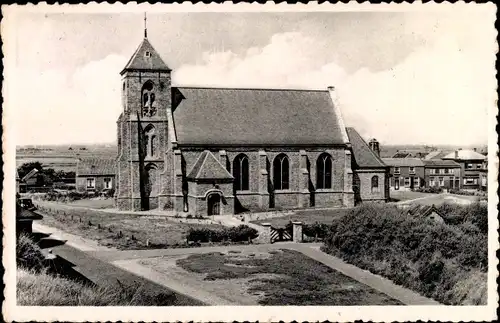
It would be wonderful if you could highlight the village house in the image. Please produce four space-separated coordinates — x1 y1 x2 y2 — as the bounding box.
75 158 116 193
114 28 389 215
422 159 461 190
441 149 487 191
382 158 425 191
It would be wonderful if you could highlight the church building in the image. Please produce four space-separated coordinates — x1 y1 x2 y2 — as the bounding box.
115 27 389 215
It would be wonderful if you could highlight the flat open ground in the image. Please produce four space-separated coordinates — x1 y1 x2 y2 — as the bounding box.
396 192 481 206
36 201 225 250
251 208 350 226
136 248 402 305
389 190 438 201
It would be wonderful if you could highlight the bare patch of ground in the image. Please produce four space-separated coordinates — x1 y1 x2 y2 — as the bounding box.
139 249 402 305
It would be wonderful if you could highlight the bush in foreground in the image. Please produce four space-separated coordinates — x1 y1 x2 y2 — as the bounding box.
322 203 487 305
17 268 180 306
17 234 45 271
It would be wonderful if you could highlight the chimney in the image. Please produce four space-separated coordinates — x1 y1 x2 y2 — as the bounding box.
369 138 380 157
454 150 459 159
473 148 477 152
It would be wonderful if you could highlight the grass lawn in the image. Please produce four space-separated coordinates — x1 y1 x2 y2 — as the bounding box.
251 208 350 227
176 249 402 305
37 202 225 250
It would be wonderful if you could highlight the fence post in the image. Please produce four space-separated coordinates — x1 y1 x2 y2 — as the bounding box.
292 221 303 243
260 223 272 244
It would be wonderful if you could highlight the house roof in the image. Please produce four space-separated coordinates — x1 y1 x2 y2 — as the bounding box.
121 38 170 74
422 159 461 167
173 87 346 146
346 127 386 168
406 204 444 218
381 158 425 167
442 150 486 161
76 158 116 176
187 150 234 180
392 152 412 158
21 168 39 182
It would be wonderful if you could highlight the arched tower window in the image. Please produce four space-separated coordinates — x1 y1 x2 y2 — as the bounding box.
371 175 379 193
233 154 249 191
273 154 290 190
141 81 157 117
143 124 156 157
144 163 157 198
317 153 333 189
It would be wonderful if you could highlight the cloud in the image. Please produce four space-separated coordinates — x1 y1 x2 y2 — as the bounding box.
12 54 127 145
174 31 493 146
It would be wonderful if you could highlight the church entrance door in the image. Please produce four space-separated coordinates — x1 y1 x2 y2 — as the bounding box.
207 193 221 216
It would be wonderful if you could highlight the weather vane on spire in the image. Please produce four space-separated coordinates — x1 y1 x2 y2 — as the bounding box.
144 12 147 38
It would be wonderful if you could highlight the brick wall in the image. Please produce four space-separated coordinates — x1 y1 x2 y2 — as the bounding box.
76 175 115 193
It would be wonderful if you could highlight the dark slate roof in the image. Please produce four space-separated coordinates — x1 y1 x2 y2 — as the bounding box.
382 158 425 167
76 158 116 176
121 38 170 74
187 151 234 180
346 127 386 168
422 159 461 167
392 152 412 158
173 87 345 146
22 168 39 182
407 204 444 218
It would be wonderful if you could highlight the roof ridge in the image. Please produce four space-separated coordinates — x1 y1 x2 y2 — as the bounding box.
174 85 329 92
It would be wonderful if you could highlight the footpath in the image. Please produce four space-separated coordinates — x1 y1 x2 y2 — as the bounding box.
33 222 439 306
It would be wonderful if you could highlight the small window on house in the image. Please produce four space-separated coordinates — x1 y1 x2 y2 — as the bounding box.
145 51 151 57
104 177 112 189
86 178 95 190
409 167 415 174
476 164 482 169
429 177 435 187
439 177 444 186
371 176 379 193
404 177 411 187
394 167 400 174
467 163 473 169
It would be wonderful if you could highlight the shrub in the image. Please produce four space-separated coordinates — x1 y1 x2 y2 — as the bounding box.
321 203 487 305
186 225 258 243
17 234 45 271
415 187 443 194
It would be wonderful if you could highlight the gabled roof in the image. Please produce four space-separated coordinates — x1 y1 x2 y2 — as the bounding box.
442 150 486 161
382 158 425 167
76 158 116 176
422 159 461 167
187 151 234 180
121 38 170 74
346 127 386 168
407 204 444 218
21 168 39 182
173 87 346 146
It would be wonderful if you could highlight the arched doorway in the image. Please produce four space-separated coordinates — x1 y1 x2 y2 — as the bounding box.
207 193 221 216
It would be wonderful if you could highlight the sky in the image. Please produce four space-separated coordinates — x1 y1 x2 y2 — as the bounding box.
4 5 496 146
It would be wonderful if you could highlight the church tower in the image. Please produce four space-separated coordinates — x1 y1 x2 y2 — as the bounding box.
116 16 172 210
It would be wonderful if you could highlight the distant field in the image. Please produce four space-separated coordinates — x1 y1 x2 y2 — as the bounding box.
16 145 116 171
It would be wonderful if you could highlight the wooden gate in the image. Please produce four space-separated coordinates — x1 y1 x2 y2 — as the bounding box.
270 226 292 243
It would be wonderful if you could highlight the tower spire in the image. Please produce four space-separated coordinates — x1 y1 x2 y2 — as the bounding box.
144 12 147 38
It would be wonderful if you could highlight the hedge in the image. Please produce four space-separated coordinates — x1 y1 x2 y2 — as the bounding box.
186 225 259 243
322 203 487 305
